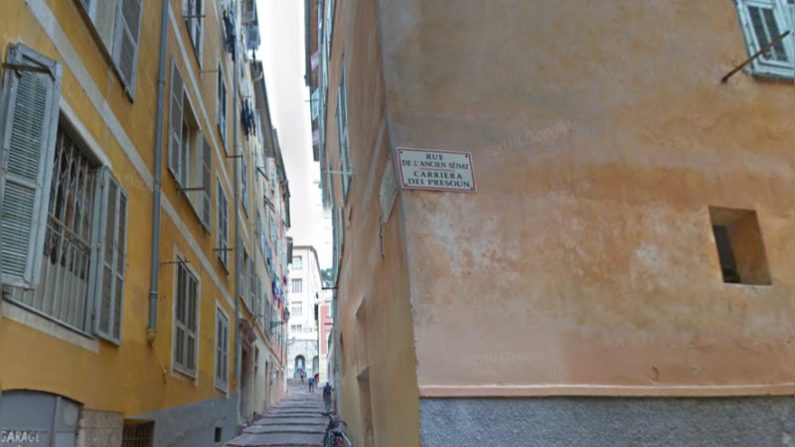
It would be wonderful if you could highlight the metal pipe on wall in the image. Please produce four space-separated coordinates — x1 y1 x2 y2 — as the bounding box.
147 0 170 343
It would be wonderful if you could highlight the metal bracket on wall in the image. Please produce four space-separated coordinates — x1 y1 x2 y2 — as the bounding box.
721 30 791 83
159 259 190 266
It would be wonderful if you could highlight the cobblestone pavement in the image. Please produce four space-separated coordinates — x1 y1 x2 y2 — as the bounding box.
226 381 327 447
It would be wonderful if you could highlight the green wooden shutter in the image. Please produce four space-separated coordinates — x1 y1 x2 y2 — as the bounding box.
113 0 143 97
168 61 184 183
200 135 212 229
92 169 128 343
0 44 62 289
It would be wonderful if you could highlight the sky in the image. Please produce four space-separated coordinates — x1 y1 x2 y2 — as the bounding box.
256 0 332 269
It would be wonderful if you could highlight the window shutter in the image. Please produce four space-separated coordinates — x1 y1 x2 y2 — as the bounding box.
217 67 226 145
0 44 62 289
92 169 128 343
168 61 184 183
112 0 143 97
200 135 212 229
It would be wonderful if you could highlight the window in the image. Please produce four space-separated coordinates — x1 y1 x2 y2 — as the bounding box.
174 261 199 375
736 0 795 78
709 207 771 285
7 131 128 341
291 302 302 317
184 0 204 61
293 256 303 270
168 61 212 229
78 0 143 97
336 66 352 199
215 307 229 391
292 278 303 293
249 259 256 311
241 154 249 213
291 324 302 332
258 211 268 256
216 61 227 146
1 45 129 340
217 180 229 268
122 420 154 447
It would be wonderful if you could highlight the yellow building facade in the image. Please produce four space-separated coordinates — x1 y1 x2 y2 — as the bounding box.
0 1 290 446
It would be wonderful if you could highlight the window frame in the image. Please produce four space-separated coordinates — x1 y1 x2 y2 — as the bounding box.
214 304 230 392
216 59 228 147
172 258 200 378
735 0 795 78
292 278 303 293
293 256 303 270
183 0 204 65
217 178 230 270
336 65 352 201
75 0 143 99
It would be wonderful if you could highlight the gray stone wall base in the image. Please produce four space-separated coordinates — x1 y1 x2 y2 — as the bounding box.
76 409 123 447
420 396 795 447
135 394 238 447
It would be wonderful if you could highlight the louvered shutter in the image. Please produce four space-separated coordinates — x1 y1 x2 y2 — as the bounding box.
0 44 62 289
200 135 212 229
112 0 143 97
93 169 128 343
168 61 184 183
217 68 226 145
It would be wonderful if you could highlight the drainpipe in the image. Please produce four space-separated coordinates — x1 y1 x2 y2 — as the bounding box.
147 0 170 344
233 13 242 398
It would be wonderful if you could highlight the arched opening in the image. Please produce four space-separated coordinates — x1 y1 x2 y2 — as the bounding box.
294 355 306 378
312 355 319 376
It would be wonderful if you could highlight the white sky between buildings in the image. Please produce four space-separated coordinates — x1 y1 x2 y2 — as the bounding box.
256 0 332 270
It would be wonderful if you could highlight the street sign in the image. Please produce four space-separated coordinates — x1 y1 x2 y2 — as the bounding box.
396 148 476 193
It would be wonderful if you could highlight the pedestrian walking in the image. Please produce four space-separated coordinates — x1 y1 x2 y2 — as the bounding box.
308 376 315 392
300 370 305 383
323 382 333 413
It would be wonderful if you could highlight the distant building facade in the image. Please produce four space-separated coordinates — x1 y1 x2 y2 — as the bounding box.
286 245 322 379
307 0 795 446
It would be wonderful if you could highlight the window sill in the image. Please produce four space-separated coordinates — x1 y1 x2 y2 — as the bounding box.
172 366 198 383
1 299 99 353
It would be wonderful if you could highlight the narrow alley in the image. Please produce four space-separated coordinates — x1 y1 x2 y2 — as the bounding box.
227 381 327 447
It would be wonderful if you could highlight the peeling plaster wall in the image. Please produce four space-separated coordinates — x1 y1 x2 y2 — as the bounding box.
378 0 795 395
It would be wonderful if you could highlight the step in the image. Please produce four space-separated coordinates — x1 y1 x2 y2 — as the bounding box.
226 432 325 447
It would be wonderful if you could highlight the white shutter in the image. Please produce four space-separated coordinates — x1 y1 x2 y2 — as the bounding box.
0 44 62 289
168 61 184 183
112 0 143 97
200 135 212 229
92 169 128 343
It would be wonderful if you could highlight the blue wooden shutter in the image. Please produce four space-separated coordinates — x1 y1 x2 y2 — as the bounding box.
200 135 212 229
113 0 143 97
93 169 128 343
168 61 184 183
0 44 62 289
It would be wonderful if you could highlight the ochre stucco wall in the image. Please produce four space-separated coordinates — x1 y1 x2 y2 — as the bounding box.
377 0 795 396
328 1 422 446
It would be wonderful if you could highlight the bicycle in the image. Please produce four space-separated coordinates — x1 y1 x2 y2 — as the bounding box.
324 415 352 447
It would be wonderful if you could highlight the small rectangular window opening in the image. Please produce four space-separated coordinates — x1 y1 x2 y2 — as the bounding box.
214 427 222 443
122 420 155 447
709 207 771 285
